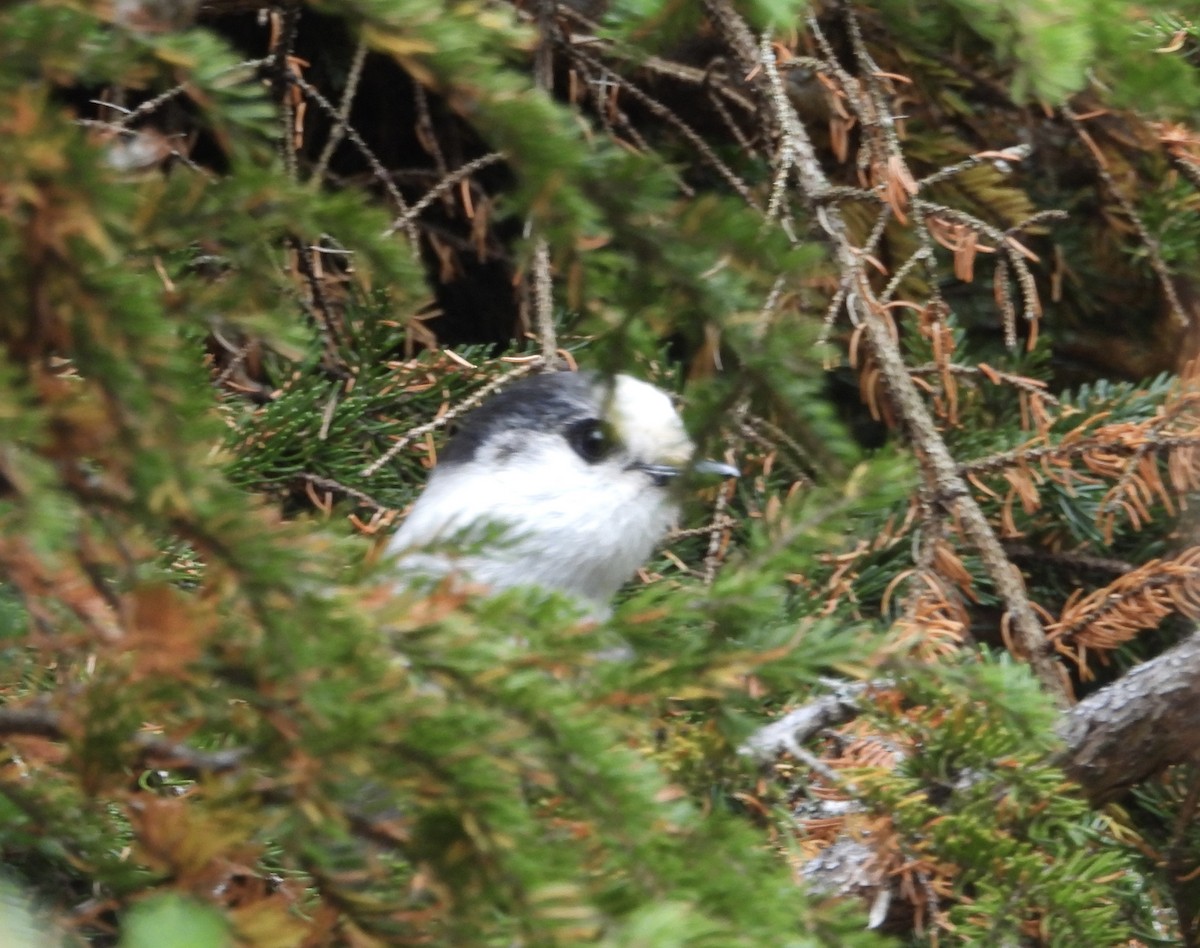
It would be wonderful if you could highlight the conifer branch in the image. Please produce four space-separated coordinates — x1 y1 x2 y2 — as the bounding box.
702 0 1070 705
908 362 1060 408
1046 547 1200 663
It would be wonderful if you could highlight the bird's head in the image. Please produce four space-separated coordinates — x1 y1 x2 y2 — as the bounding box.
389 371 736 613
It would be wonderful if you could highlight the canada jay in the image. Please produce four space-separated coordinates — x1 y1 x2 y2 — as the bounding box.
388 371 737 615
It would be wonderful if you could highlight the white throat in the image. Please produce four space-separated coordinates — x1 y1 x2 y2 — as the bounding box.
390 454 679 614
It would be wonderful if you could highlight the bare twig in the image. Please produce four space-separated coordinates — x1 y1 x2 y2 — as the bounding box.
412 80 450 188
268 6 302 179
299 473 389 512
558 40 760 209
1001 544 1133 577
387 153 505 235
702 474 736 586
361 362 541 477
553 2 759 117
310 35 368 186
533 237 558 366
96 59 274 130
286 69 420 250
290 237 347 356
524 5 561 369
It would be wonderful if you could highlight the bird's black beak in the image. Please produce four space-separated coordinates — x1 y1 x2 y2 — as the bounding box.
693 459 741 479
635 459 740 487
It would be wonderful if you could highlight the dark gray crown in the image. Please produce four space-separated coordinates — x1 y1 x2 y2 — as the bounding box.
438 371 604 467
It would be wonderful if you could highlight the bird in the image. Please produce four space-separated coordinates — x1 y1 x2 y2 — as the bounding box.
388 370 738 616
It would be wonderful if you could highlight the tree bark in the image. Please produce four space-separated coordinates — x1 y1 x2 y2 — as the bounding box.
1057 629 1200 804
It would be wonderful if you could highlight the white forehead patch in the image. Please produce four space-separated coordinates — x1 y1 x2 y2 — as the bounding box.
605 375 694 466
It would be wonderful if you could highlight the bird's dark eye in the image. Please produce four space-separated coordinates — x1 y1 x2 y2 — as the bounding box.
567 418 614 464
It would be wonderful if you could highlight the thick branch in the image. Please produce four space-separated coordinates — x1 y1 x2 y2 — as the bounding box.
1057 629 1200 804
739 684 867 761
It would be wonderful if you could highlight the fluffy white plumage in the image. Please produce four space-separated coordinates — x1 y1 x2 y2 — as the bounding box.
388 372 727 615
